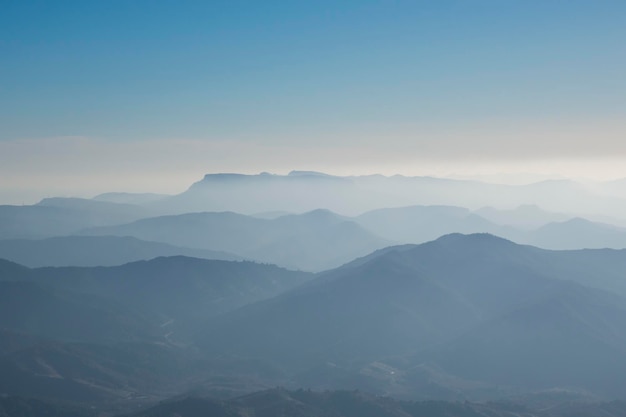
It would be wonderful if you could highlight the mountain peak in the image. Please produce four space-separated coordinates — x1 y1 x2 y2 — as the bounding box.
434 232 513 245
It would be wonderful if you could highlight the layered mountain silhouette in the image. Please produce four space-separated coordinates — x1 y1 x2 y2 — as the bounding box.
0 256 311 405
355 205 510 242
143 171 626 220
0 235 241 267
81 210 389 271
5 218 626 411
0 198 153 239
1 256 311 338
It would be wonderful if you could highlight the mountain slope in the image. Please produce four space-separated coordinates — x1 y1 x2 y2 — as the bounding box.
198 234 626 398
419 282 626 397
0 280 161 344
4 256 312 341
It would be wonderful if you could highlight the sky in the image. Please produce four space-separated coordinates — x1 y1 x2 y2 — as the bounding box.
1 0 625 203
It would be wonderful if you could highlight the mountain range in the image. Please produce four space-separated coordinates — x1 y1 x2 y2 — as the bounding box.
2 234 626 412
5 170 626 415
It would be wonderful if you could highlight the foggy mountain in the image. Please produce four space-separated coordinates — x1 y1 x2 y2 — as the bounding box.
3 235 626 410
199 234 626 399
140 171 626 221
92 192 170 205
0 256 311 405
355 205 626 251
81 209 389 271
0 235 241 267
0 198 153 239
526 218 626 250
6 0 625 415
475 204 571 229
2 257 311 338
355 205 512 243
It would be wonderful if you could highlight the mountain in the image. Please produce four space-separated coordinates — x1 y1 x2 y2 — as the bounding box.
154 171 360 215
0 236 241 267
526 217 626 249
198 234 626 398
148 171 626 220
0 257 312 406
356 205 510 243
418 282 626 397
199 235 555 369
81 210 389 271
0 198 152 239
2 256 312 340
0 280 161 344
475 204 571 229
356 205 626 251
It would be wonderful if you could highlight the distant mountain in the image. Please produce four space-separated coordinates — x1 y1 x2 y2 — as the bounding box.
92 192 170 205
0 235 241 267
526 217 626 249
355 205 626 250
155 171 359 214
198 234 626 398
356 205 510 243
81 210 389 271
475 204 571 229
147 171 626 220
0 198 152 239
0 256 312 406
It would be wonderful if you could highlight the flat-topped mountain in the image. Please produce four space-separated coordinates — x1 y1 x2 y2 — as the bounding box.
146 171 626 220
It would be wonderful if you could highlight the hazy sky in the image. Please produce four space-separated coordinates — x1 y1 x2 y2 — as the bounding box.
1 1 626 203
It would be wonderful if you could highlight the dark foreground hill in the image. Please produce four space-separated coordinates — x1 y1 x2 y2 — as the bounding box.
0 257 311 405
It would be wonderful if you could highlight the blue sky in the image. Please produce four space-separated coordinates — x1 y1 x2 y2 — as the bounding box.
1 1 626 201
